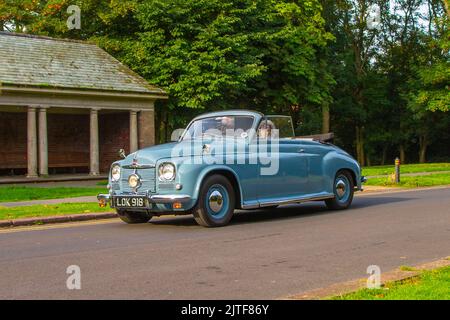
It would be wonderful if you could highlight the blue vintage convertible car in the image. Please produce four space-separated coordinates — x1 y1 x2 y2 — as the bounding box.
98 110 366 227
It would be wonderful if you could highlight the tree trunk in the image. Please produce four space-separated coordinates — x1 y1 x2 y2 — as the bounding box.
322 103 330 134
399 144 406 164
419 135 428 163
381 145 388 165
355 126 365 166
366 154 371 167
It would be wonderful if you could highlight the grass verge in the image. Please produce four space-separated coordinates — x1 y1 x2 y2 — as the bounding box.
362 163 450 177
0 186 106 202
0 202 113 220
332 266 450 300
365 172 450 188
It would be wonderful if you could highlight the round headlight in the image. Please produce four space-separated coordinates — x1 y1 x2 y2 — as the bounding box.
111 164 121 181
128 173 140 188
158 163 176 181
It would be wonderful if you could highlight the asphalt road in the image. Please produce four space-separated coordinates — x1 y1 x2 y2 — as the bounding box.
0 187 449 299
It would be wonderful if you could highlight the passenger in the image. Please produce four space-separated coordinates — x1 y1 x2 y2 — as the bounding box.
258 120 276 139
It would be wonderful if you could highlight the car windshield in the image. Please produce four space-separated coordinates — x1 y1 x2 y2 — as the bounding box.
182 115 255 140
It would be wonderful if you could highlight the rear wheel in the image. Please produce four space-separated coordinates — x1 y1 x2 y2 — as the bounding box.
325 170 354 210
193 174 235 227
117 210 152 224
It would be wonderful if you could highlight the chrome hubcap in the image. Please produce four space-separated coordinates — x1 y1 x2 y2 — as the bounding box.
336 179 346 199
208 190 224 213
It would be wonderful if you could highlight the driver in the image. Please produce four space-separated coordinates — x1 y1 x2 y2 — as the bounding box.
219 116 235 135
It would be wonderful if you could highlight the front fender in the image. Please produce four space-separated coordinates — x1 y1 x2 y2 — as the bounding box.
192 165 244 208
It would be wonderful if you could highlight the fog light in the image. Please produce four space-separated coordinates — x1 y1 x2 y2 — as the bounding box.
175 183 182 190
128 173 141 189
173 202 182 209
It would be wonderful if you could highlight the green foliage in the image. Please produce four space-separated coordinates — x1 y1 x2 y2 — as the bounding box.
365 172 450 188
332 266 450 300
1 0 448 160
0 203 112 220
362 162 450 176
408 61 450 112
4 0 333 139
0 186 107 202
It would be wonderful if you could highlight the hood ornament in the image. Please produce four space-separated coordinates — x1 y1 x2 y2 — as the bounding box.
122 157 155 169
118 149 127 159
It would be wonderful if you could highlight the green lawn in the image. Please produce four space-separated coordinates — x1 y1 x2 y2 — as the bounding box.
365 172 450 188
0 202 113 220
0 186 107 203
362 163 450 177
332 266 450 300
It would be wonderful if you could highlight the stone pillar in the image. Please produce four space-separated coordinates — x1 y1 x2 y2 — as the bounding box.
27 106 38 178
38 107 48 176
129 110 138 153
138 102 155 149
89 108 100 176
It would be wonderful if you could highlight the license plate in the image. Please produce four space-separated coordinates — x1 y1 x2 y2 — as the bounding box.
114 196 146 208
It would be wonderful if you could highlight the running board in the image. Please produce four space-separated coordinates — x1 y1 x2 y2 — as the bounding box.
241 193 335 209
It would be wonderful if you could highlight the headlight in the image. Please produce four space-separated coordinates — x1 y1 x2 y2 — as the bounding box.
128 173 140 188
111 164 121 182
158 163 176 181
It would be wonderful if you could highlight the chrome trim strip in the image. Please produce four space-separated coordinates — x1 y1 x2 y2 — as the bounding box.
241 193 335 209
149 194 191 203
122 164 155 169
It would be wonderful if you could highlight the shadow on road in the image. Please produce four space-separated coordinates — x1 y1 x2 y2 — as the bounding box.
351 195 416 209
149 195 416 227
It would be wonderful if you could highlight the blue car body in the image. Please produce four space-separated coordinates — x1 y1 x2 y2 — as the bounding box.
98 110 364 219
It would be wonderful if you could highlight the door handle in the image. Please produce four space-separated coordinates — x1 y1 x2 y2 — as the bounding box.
298 148 305 153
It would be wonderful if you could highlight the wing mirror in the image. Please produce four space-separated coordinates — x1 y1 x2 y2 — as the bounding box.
118 149 127 159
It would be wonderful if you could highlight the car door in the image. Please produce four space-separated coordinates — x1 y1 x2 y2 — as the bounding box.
255 139 310 204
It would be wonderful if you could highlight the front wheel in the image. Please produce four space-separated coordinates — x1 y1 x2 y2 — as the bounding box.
192 174 236 227
325 170 354 210
117 210 152 224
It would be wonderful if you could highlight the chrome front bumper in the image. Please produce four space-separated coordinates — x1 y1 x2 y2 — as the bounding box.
97 193 192 208
357 176 367 191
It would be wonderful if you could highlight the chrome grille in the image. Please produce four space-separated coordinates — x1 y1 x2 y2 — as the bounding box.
120 168 156 193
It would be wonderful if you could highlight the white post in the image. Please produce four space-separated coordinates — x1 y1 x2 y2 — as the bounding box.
89 108 100 176
38 107 48 176
130 110 138 153
27 106 38 178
